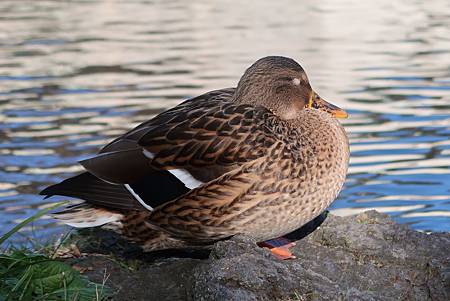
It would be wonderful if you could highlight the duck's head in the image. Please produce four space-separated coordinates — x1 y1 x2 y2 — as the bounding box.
233 56 348 120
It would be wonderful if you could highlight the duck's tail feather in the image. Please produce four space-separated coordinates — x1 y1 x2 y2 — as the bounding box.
40 172 146 211
52 203 124 229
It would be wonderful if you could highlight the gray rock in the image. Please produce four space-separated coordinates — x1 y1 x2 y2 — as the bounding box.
68 211 450 301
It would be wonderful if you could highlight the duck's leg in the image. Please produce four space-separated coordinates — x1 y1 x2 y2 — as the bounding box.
258 237 296 260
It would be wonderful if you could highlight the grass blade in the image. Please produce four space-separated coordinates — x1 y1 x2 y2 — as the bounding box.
0 201 68 246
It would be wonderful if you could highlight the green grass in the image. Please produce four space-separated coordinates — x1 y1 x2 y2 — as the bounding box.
0 202 111 301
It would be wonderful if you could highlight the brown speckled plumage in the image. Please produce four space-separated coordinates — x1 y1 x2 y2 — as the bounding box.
42 56 349 252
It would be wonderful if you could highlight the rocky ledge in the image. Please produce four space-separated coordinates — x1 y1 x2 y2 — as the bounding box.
64 211 450 301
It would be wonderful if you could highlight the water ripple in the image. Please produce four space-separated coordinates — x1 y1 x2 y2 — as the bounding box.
0 0 449 244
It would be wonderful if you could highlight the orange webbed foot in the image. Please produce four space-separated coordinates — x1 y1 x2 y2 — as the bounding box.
270 242 296 260
258 237 296 260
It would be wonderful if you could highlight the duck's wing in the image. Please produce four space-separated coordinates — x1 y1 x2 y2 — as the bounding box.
42 88 283 213
81 100 277 184
79 101 279 192
41 88 236 211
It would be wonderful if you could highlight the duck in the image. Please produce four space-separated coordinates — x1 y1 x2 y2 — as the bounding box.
41 56 350 259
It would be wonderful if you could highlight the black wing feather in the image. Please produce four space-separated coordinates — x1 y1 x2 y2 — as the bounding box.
40 172 142 211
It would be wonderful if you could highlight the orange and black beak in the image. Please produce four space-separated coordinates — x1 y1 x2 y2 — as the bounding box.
308 91 348 119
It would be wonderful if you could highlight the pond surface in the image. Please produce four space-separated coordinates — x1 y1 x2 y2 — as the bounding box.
1 0 449 244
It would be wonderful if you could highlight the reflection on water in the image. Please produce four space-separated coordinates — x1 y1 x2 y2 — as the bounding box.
1 0 449 244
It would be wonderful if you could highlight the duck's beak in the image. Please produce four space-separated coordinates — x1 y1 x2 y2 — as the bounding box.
309 91 348 119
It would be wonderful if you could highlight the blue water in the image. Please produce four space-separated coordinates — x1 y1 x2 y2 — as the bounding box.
0 0 449 245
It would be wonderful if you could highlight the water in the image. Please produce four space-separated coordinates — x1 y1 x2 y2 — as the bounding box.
1 0 449 244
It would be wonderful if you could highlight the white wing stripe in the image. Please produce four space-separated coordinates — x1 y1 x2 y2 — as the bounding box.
168 169 204 189
142 149 204 190
124 184 154 211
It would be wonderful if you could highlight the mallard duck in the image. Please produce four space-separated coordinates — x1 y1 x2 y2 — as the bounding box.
41 56 349 259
